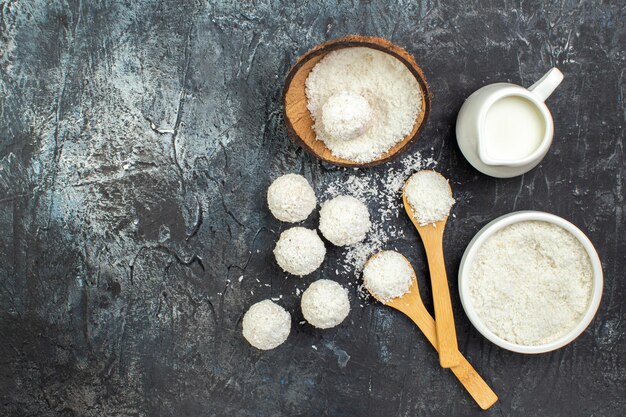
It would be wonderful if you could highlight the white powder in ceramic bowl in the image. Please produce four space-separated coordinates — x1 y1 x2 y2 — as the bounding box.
301 279 350 329
267 174 317 223
274 227 326 276
362 251 414 302
405 170 455 225
319 195 371 246
242 300 291 350
469 221 594 346
305 47 422 163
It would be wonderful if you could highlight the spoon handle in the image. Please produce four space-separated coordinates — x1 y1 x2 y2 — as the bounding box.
392 297 498 410
421 228 461 368
450 356 499 410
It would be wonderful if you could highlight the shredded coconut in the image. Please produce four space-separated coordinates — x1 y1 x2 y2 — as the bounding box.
321 91 372 142
405 170 455 225
267 174 317 223
273 227 326 276
469 221 594 346
242 300 291 350
362 251 414 302
301 279 350 329
321 152 436 295
319 195 371 246
306 47 422 162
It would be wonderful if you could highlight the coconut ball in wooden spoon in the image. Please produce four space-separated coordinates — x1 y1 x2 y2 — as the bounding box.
405 170 455 226
363 250 413 302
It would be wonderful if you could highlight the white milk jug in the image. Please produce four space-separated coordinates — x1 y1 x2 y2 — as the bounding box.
456 68 564 178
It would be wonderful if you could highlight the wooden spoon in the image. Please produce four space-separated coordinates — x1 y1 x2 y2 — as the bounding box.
403 171 460 368
364 252 498 410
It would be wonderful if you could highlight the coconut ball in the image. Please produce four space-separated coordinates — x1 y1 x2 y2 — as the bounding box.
405 170 455 226
319 195 371 246
242 300 291 350
301 279 350 329
321 91 372 141
363 251 413 302
267 174 317 223
274 227 326 276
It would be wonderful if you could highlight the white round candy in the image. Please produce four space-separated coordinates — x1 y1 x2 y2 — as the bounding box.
363 251 413 302
274 227 326 276
321 91 372 142
301 279 350 329
405 170 455 226
267 174 317 223
242 300 291 350
319 195 371 246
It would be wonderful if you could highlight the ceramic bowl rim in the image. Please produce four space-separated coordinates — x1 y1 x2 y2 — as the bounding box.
458 210 603 354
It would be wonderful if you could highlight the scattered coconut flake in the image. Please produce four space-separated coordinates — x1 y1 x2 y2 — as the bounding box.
322 153 434 267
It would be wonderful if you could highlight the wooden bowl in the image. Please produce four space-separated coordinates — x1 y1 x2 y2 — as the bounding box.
283 35 431 167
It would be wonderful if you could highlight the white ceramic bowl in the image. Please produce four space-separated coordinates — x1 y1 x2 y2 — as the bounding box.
458 211 603 354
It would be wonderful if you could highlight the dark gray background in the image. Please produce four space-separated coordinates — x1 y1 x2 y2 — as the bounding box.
1 1 624 416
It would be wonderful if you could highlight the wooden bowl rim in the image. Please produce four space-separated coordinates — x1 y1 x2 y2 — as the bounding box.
283 35 431 168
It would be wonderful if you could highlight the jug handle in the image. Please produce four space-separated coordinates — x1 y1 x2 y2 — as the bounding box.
528 68 564 102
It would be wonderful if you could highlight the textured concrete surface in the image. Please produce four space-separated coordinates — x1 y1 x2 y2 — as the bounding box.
1 1 624 416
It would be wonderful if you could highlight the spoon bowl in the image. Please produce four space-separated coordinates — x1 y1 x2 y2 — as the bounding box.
402 169 453 229
364 252 498 410
283 35 431 167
